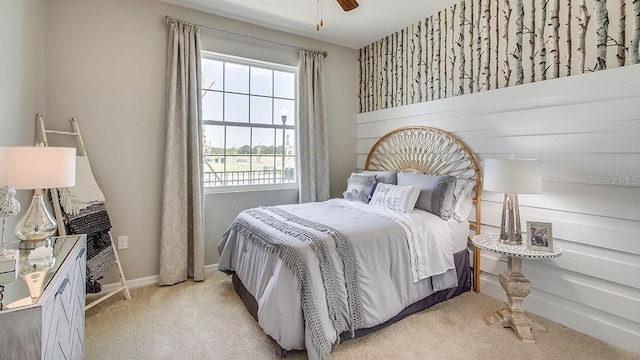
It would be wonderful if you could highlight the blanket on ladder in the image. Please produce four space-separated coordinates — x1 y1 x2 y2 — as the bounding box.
65 202 116 293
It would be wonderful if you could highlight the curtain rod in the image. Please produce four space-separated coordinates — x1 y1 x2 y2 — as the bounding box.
164 16 328 58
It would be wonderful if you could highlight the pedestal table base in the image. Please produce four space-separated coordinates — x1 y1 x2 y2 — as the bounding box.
485 256 545 343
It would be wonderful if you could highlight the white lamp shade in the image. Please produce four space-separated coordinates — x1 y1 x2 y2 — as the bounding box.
483 158 542 194
0 146 76 189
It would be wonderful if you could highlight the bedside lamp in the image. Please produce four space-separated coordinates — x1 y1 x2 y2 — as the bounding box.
0 146 76 245
483 155 541 245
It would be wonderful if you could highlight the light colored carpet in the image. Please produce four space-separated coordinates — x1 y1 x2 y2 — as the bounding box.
85 271 638 360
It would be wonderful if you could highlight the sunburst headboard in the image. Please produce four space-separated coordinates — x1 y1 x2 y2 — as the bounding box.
365 126 482 292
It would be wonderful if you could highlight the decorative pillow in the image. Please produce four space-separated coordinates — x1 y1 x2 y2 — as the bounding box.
453 180 476 221
397 172 456 219
369 184 421 213
343 173 377 203
360 169 398 185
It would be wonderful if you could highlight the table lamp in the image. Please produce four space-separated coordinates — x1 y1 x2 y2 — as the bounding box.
483 155 541 245
0 146 76 245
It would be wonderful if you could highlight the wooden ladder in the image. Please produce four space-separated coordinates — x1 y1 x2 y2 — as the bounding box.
36 113 131 310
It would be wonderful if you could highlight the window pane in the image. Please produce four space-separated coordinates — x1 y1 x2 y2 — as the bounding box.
202 59 223 91
252 127 275 151
225 155 252 185
275 154 283 170
275 129 284 155
284 157 296 179
225 93 249 122
257 155 276 174
284 129 296 155
274 71 295 99
252 128 275 175
202 91 223 121
203 125 225 187
226 126 250 153
250 96 273 124
203 125 225 154
250 67 273 96
274 99 295 126
225 63 249 93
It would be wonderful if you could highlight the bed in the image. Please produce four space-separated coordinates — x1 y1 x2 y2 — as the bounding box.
218 126 482 360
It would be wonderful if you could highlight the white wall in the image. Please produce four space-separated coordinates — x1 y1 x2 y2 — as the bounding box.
44 0 358 281
0 0 46 229
356 65 640 354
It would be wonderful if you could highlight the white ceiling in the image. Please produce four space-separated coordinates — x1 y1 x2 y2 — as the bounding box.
161 0 461 49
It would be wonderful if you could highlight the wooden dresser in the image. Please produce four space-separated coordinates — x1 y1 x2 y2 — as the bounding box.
0 234 86 360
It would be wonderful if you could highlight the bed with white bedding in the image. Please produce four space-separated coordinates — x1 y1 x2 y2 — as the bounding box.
218 126 482 360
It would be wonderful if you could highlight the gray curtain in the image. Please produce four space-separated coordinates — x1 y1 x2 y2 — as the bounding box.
159 21 205 285
298 50 330 203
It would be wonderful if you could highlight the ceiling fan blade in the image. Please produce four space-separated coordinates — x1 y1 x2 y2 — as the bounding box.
337 0 359 12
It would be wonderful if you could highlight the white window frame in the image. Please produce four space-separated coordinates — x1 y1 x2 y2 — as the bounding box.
201 51 298 194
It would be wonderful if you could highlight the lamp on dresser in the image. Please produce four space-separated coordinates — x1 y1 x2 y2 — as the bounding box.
483 154 541 245
0 146 76 247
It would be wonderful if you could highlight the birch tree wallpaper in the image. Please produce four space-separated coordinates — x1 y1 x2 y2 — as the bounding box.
358 0 640 113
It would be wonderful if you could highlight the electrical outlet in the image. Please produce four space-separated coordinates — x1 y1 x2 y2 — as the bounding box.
117 235 128 250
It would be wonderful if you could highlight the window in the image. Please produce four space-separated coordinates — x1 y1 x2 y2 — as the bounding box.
201 52 297 190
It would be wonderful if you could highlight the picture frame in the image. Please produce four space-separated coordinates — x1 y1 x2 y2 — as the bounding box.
526 221 553 251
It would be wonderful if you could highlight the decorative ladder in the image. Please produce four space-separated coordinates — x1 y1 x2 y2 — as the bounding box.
36 113 131 310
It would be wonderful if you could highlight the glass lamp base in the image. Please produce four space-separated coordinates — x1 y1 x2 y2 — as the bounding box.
499 193 523 245
18 238 52 250
15 192 57 242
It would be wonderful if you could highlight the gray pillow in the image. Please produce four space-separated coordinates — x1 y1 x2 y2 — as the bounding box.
397 172 456 219
343 173 377 203
360 169 398 185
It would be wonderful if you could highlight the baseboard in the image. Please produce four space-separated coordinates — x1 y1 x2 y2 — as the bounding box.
95 263 219 294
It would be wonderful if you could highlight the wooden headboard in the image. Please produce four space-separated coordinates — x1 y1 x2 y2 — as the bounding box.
364 126 482 292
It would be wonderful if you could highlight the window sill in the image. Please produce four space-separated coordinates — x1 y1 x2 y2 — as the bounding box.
204 183 298 195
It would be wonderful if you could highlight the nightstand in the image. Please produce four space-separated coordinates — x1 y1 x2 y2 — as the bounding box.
0 234 86 359
472 233 562 343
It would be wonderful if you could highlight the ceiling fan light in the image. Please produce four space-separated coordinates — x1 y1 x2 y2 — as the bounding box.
337 0 359 12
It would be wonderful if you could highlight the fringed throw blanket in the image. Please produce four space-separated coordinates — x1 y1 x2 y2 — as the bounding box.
219 199 459 360
219 205 364 360
65 203 116 293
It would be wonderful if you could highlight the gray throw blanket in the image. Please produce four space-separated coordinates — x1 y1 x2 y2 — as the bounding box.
65 202 116 293
265 206 365 334
220 206 364 360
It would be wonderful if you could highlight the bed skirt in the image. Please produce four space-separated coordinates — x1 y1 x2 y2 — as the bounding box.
231 248 472 357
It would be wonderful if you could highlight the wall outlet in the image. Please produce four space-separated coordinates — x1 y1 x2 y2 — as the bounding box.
117 235 128 250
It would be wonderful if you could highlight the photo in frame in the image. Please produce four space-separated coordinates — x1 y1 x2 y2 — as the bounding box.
527 221 553 251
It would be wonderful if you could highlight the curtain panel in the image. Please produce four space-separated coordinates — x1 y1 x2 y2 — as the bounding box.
298 50 330 203
159 21 205 285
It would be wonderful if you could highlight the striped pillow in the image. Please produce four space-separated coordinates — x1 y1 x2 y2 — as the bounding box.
343 173 377 203
397 172 456 219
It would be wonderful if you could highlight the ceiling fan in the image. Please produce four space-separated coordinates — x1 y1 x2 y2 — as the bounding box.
316 0 359 30
337 0 359 12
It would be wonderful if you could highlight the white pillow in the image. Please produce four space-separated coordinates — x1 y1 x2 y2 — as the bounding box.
453 180 476 221
369 184 421 213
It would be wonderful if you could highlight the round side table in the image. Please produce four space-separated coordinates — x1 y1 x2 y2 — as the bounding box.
472 233 562 343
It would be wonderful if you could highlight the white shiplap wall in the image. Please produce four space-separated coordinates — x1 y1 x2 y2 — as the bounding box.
356 64 640 354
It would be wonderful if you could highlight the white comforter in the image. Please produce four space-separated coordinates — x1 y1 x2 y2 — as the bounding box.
218 199 457 360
